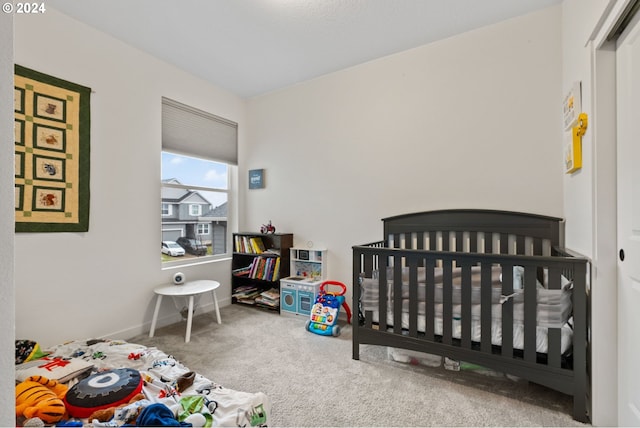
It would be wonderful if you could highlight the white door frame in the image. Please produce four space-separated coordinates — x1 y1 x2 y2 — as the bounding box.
589 0 638 425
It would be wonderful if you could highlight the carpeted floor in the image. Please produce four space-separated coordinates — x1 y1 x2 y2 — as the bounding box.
128 304 589 427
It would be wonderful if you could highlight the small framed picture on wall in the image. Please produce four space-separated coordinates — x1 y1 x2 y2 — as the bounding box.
249 169 264 189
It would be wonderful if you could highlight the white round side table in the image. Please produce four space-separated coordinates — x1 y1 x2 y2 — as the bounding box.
149 279 221 343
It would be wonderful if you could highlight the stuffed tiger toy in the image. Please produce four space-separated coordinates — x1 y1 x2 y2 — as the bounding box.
16 375 68 424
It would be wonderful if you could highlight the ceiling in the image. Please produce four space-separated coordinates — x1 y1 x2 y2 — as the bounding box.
47 0 562 98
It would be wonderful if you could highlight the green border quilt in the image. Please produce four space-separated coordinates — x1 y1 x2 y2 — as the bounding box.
14 65 90 232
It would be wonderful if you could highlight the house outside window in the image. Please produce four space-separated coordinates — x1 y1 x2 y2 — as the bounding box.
161 153 229 263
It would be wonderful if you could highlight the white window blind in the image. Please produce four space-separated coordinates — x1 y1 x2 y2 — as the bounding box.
162 97 238 165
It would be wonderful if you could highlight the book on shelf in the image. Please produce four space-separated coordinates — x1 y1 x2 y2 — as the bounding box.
255 288 280 308
232 285 257 297
232 265 252 276
260 287 280 300
234 235 267 254
255 257 267 279
272 257 281 281
249 237 266 253
255 298 279 308
243 256 281 281
232 285 261 305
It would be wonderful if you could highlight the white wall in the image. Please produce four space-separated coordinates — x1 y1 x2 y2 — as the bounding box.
561 0 617 425
562 0 610 255
244 6 564 304
8 2 618 425
1 10 15 428
13 8 246 347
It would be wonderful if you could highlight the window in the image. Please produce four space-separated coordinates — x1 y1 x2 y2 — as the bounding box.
189 204 202 216
161 152 229 261
161 97 237 264
197 223 210 235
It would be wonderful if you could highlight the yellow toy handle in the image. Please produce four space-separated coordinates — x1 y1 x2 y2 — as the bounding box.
576 112 588 137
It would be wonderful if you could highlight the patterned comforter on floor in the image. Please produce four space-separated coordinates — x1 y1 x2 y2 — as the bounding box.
34 338 271 427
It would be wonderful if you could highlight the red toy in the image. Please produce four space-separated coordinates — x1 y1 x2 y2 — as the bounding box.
260 220 276 234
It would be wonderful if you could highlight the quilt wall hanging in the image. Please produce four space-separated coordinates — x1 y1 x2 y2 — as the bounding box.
14 65 91 232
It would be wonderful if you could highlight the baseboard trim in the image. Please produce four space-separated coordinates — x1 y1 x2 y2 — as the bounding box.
102 298 231 341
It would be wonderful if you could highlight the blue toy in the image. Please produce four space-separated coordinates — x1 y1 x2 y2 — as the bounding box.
305 281 352 336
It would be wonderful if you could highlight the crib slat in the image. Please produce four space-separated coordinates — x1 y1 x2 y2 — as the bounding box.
429 231 437 250
461 262 472 349
470 231 478 253
484 232 493 253
425 258 436 339
416 232 424 250
533 238 543 256
363 252 374 277
408 257 419 337
378 256 388 332
547 267 562 368
480 262 493 353
516 235 525 254
364 311 373 329
442 231 450 251
548 331 562 366
393 258 403 334
416 233 425 267
456 231 463 252
524 265 537 362
501 263 514 358
442 258 453 345
353 250 362 360
500 233 509 254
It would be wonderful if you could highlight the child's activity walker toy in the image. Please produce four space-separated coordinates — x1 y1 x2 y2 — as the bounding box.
305 281 352 337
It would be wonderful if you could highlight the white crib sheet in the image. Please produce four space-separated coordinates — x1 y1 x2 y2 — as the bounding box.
367 310 572 354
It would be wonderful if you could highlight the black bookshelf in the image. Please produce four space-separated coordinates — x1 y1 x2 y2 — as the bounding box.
231 232 293 312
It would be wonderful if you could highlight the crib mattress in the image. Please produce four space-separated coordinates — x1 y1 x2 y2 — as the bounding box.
367 310 572 354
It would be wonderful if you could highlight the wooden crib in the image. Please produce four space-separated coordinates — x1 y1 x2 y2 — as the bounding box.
352 209 590 422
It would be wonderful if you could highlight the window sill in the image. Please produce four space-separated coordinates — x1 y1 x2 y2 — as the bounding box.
161 255 232 270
